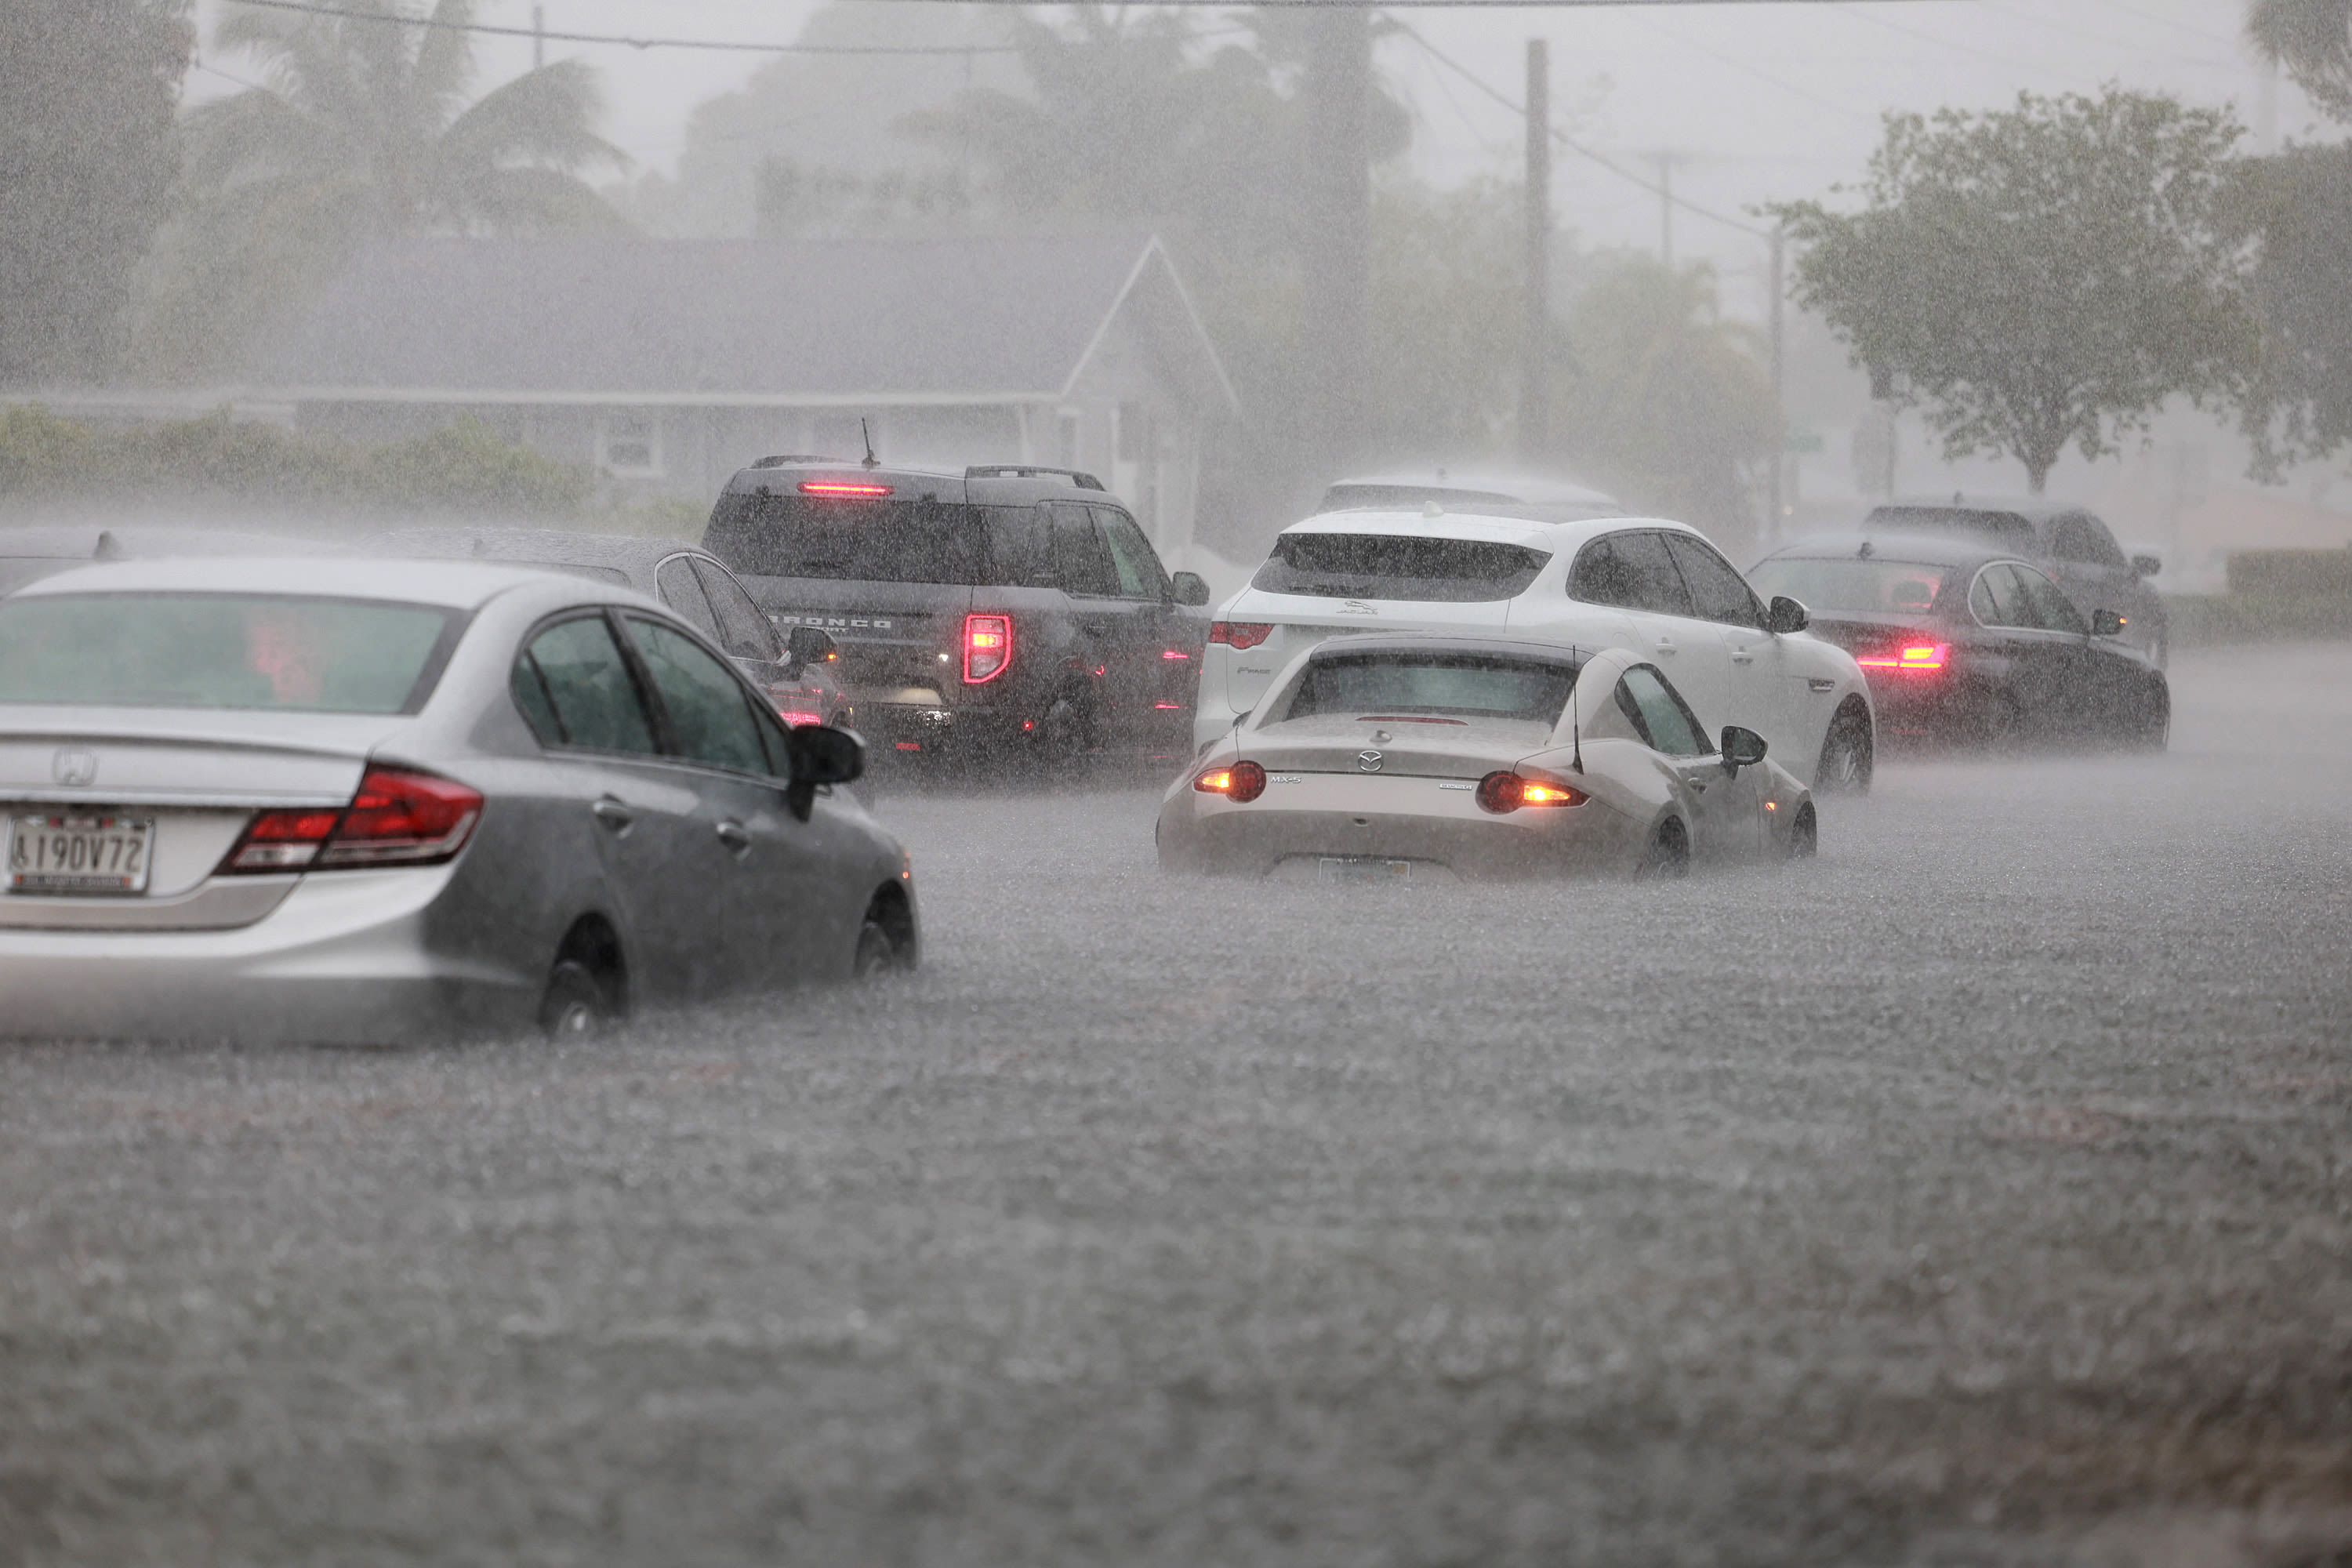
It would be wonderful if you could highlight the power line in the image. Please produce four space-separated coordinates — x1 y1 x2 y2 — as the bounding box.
220 0 1026 55
1388 15 1769 237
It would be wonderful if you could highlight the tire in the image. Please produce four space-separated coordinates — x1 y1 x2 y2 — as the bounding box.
1814 702 1875 795
1972 691 2024 752
2132 684 2171 753
1785 801 1818 860
1636 816 1690 881
1036 691 1094 775
538 960 611 1040
853 896 916 978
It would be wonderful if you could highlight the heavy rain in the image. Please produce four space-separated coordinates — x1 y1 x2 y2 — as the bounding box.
2 2 2350 1564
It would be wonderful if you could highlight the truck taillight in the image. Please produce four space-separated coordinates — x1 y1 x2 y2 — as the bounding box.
220 766 482 873
1208 622 1272 651
963 613 1011 684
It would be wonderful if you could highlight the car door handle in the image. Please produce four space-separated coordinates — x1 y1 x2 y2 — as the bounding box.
1654 638 1678 655
715 820 753 855
592 797 634 833
1730 648 1755 664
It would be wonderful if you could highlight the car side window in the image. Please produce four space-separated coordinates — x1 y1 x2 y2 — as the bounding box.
2014 564 2089 635
1569 536 1635 608
1661 533 1765 629
1095 508 1173 601
1970 564 2027 629
1616 531 1697 618
691 557 782 662
655 557 722 641
1049 503 1119 597
1617 664 1709 757
985 504 1056 586
623 615 773 776
512 615 660 756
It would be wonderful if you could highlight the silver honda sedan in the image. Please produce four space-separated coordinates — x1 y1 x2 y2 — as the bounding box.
0 557 918 1044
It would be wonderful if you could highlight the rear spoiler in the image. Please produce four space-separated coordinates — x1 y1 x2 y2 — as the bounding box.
964 465 1106 491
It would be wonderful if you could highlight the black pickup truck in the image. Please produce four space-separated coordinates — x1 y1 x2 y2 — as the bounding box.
702 458 1212 769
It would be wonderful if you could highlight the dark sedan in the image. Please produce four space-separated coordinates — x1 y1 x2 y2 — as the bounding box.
1749 537 2168 750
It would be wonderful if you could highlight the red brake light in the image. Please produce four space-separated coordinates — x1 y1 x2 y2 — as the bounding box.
1209 622 1272 651
1857 641 1950 673
798 481 893 498
1475 771 1585 814
1194 760 1267 803
963 613 1011 684
774 709 824 728
221 766 481 873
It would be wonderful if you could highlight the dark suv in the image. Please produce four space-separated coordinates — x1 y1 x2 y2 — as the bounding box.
702 459 1211 767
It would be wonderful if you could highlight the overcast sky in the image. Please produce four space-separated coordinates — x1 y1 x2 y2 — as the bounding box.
185 0 2315 320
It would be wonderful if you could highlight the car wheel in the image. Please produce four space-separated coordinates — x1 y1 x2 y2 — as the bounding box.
852 891 917 978
1037 691 1094 773
1786 801 1818 860
538 960 611 1040
1973 691 2024 752
1636 816 1690 881
2132 684 2171 753
1815 702 1875 795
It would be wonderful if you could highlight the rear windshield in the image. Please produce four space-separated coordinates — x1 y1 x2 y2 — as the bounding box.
705 492 982 585
0 557 74 596
0 593 461 713
1749 558 1955 616
1276 653 1580 724
1867 507 2036 545
1251 533 1551 602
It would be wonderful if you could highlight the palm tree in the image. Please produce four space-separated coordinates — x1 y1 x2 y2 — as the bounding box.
139 0 623 376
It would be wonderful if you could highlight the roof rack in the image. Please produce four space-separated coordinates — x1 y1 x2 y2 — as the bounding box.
964 465 1105 491
750 454 844 468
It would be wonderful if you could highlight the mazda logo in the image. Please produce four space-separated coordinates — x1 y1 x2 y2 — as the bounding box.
1356 750 1385 773
51 747 98 788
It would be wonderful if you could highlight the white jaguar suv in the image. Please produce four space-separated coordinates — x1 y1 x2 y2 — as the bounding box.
1196 507 1877 790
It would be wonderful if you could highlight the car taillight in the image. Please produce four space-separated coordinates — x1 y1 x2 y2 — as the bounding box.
1475 771 1587 814
1857 641 1950 673
1209 622 1272 651
220 766 482 873
775 709 824 728
1194 760 1267 803
963 613 1011 684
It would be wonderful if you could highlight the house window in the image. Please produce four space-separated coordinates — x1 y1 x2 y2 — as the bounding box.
600 413 661 477
1056 409 1082 470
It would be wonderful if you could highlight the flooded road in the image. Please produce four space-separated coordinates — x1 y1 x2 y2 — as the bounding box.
3 644 2349 1566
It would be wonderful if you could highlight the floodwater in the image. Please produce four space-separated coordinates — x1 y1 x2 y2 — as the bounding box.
2 644 2348 1566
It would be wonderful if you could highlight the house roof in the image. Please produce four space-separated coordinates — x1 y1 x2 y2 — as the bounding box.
260 233 1238 414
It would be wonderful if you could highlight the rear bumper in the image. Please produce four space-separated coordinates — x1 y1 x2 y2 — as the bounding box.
0 865 538 1045
1159 777 1647 880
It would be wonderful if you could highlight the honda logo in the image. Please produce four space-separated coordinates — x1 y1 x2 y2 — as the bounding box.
51 747 98 787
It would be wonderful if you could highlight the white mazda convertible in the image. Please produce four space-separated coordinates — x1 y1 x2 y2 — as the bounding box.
1158 634 1816 881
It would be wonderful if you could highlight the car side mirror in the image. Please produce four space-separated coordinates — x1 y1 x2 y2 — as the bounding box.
1720 724 1768 774
782 624 837 673
2129 554 2161 579
2091 608 2128 638
1170 570 1211 608
1766 595 1809 634
783 724 864 820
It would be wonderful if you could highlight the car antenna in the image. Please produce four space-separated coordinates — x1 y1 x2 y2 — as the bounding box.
1570 644 1585 773
860 418 878 470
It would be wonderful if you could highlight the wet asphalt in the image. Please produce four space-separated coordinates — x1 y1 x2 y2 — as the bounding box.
2 643 2349 1567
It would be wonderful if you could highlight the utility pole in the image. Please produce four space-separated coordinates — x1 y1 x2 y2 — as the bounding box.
532 4 545 70
1767 225 1784 545
1519 38 1551 466
1302 6 1372 481
1653 151 1675 269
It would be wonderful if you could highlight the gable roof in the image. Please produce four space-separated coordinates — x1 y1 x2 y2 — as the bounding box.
260 233 1236 413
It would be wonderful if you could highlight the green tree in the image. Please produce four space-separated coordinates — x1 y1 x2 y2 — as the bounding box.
2248 0 2352 119
1555 257 1780 546
1771 89 2256 494
0 2 191 387
140 0 623 377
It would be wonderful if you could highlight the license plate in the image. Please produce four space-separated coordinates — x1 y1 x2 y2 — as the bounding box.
6 813 155 895
1319 856 1412 884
